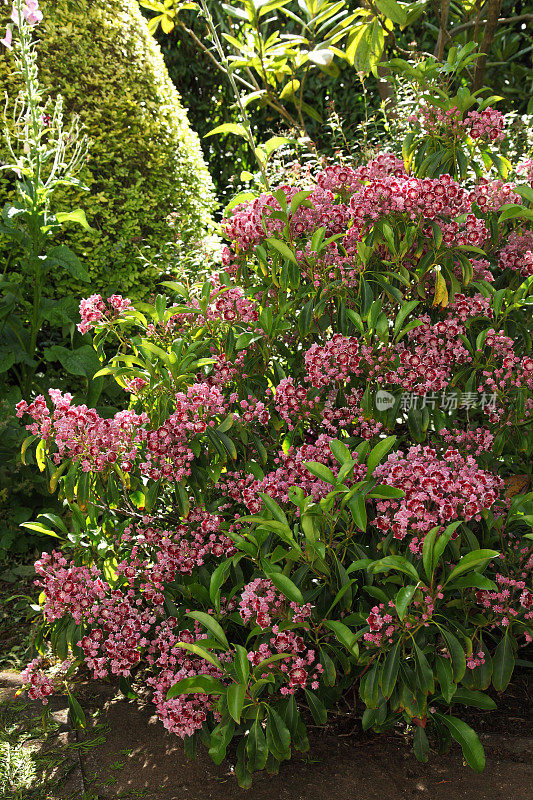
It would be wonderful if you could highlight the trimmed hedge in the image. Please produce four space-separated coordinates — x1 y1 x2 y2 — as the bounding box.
0 0 216 298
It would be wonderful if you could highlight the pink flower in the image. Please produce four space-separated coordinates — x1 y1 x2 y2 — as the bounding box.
11 1 43 27
1 26 12 49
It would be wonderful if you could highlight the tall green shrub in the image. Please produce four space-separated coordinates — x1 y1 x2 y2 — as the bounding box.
0 0 216 298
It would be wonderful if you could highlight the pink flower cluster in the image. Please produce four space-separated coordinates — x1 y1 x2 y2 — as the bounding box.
139 383 227 482
440 213 489 247
16 389 147 472
273 377 314 429
78 294 132 334
447 292 492 323
465 107 505 142
373 445 503 552
20 657 72 704
470 180 520 213
305 334 361 389
10 0 42 28
439 427 495 456
316 153 406 193
220 436 365 512
223 161 486 265
498 228 533 277
387 313 471 395
516 158 533 188
408 105 464 137
364 584 444 648
475 574 533 632
248 624 323 696
146 619 227 737
349 174 472 226
477 331 533 398
409 105 505 143
120 512 234 582
238 579 322 695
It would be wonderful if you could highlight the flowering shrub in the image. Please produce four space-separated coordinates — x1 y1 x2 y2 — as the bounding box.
18 88 533 783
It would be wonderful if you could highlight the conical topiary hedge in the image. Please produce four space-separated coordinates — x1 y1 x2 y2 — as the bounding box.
0 0 216 298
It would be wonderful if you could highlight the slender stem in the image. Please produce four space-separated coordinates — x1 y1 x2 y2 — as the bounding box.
198 0 270 189
449 13 533 38
434 0 451 60
13 0 46 393
176 18 256 92
472 0 503 91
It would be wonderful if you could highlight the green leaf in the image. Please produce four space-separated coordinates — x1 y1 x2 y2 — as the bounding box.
381 638 401 698
44 345 101 379
445 550 499 584
515 184 533 204
366 435 396 476
375 0 407 25
359 663 381 708
329 439 352 465
303 461 337 485
492 632 515 692
435 714 485 773
233 645 250 686
258 492 289 524
227 683 246 723
441 629 466 683
432 521 462 568
204 123 249 139
413 725 429 763
56 208 93 231
413 642 434 693
369 556 420 583
304 689 327 725
395 585 417 621
167 675 227 699
279 78 301 99
498 203 533 224
247 713 268 771
263 135 290 158
348 493 367 532
435 655 456 704
20 522 62 539
324 620 359 656
186 611 229 649
448 573 497 591
290 190 313 214
209 718 235 765
265 570 303 604
210 559 232 611
224 192 258 215
451 688 496 710
266 707 291 758
367 484 405 499
422 526 440 581
67 693 86 729
268 237 297 265
47 245 90 282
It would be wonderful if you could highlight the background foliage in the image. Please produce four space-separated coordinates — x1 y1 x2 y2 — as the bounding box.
141 0 533 206
0 0 216 300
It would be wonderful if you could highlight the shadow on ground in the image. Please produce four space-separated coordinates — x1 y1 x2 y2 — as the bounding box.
1 670 532 800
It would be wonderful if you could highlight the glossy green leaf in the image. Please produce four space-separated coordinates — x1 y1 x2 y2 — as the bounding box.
492 632 515 692
167 675 226 699
435 714 485 773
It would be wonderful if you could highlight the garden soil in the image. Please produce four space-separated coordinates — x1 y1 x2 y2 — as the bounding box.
2 670 531 800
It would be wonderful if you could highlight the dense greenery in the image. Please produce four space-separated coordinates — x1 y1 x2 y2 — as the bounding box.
0 0 216 299
17 43 533 783
142 0 533 204
0 0 531 791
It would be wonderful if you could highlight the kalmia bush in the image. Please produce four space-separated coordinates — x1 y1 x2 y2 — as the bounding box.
18 91 533 783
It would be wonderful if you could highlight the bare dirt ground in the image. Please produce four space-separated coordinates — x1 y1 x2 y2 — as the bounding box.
1 669 531 800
